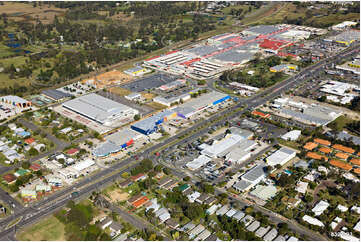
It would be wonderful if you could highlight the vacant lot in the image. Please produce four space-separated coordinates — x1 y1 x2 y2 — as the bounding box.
0 2 66 24
109 87 132 97
16 215 65 241
109 190 129 203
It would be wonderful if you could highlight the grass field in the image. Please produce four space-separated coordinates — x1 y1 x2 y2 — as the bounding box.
17 215 65 241
109 87 131 97
0 2 65 24
146 102 167 110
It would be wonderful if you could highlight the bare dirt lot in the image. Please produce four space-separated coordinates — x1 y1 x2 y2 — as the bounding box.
0 2 66 24
108 190 129 203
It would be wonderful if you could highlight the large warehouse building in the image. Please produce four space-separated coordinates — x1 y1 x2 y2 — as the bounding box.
62 93 139 126
131 110 176 135
131 91 231 135
173 91 231 119
143 24 323 79
93 128 144 157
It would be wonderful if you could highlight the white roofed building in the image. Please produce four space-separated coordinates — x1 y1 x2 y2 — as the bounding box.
266 147 296 167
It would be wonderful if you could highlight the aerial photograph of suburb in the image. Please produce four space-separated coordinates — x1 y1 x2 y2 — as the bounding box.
0 1 359 241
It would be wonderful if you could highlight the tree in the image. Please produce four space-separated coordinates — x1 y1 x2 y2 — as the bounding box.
21 161 30 169
28 147 39 156
200 182 214 193
163 167 171 175
183 203 203 220
183 176 190 182
134 114 141 121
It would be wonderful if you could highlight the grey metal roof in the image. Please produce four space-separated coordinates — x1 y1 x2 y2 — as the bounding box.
106 128 140 146
263 228 278 241
244 25 281 35
63 93 136 124
233 211 245 221
336 131 360 145
233 180 252 191
212 51 254 63
187 45 218 56
246 220 261 232
279 108 330 126
242 164 267 183
255 226 271 238
131 110 174 132
93 141 121 157
125 66 145 73
43 89 73 100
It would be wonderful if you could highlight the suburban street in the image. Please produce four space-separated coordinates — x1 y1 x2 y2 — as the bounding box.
0 42 358 240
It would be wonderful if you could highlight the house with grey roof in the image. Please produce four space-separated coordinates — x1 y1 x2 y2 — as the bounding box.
246 220 261 232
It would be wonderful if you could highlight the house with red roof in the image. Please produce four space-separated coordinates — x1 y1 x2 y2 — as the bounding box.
66 148 79 155
29 163 41 172
24 138 35 145
3 174 16 184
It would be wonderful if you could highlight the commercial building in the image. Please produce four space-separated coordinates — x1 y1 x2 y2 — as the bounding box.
281 130 301 141
225 139 257 164
158 79 187 92
270 64 298 72
174 91 231 119
249 185 278 201
186 155 212 171
93 128 143 157
332 21 357 31
279 105 342 126
233 164 267 192
62 93 139 125
124 66 151 77
153 93 191 107
266 147 296 167
1 96 31 108
201 134 244 158
41 89 73 101
324 30 360 46
124 92 141 101
131 110 176 135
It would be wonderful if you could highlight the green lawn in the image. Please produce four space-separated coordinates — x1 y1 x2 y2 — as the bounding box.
326 115 354 132
16 215 65 241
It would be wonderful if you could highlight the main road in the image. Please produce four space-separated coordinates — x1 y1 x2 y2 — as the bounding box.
0 43 358 241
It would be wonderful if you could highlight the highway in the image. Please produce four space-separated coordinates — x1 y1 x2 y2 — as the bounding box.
0 43 358 240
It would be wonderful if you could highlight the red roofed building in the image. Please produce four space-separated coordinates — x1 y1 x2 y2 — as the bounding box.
66 148 79 155
252 110 270 118
29 163 41 171
3 174 16 184
24 138 35 145
132 196 149 208
131 173 147 182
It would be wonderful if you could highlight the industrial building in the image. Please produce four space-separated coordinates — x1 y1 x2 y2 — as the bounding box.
173 91 231 119
270 64 298 72
131 110 176 135
124 66 151 77
331 21 357 31
93 128 144 157
153 93 191 107
278 104 342 126
1 96 31 108
266 147 296 167
233 164 267 192
201 134 244 158
42 89 73 101
324 30 360 46
143 24 319 79
186 155 212 171
62 93 139 126
158 79 187 92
